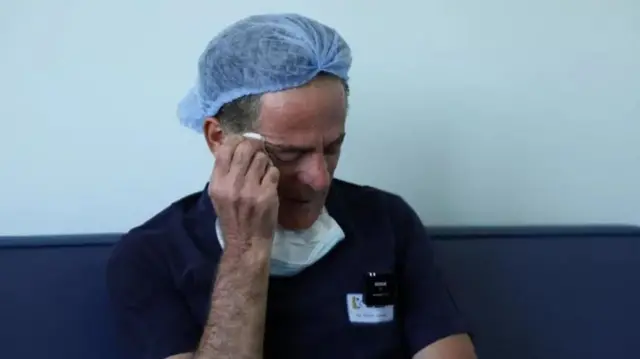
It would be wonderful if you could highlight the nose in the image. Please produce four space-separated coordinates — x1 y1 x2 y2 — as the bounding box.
299 153 331 191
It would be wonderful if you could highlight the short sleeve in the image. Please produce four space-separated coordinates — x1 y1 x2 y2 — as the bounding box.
106 233 200 359
389 195 469 357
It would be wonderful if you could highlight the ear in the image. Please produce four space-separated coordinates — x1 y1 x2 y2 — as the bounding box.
203 117 224 155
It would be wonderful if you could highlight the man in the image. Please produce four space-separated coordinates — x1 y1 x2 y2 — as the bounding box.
107 13 476 359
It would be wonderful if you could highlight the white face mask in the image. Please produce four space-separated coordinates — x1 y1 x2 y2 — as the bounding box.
215 208 345 276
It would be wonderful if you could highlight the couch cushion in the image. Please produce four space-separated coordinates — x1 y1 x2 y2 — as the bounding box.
430 225 640 359
0 234 125 359
1 226 639 359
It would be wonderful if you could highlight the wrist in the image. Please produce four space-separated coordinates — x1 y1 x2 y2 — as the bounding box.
222 242 272 268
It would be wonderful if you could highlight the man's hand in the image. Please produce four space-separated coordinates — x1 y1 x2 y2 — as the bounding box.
413 334 477 359
209 135 280 255
188 134 278 359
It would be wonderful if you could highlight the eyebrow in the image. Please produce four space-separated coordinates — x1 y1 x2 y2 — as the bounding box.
266 133 346 153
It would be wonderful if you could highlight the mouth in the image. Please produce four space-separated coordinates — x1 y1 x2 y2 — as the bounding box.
281 197 314 205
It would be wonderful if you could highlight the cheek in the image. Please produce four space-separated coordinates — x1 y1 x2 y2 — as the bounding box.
275 169 300 192
325 153 340 174
274 152 341 190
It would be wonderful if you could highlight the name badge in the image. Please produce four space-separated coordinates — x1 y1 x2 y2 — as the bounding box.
346 293 394 324
364 272 396 307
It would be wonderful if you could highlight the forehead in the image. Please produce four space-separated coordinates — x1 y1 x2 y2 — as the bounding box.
256 76 347 143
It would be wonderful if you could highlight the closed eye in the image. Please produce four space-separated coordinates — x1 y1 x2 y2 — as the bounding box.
265 133 346 162
272 150 305 162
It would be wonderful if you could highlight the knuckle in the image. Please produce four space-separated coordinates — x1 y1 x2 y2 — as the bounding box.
227 189 240 201
253 153 269 168
255 195 270 208
268 167 280 183
213 186 237 201
254 151 267 162
233 148 247 163
208 183 222 196
257 188 277 204
234 142 255 162
238 140 253 153
238 189 257 203
250 140 264 152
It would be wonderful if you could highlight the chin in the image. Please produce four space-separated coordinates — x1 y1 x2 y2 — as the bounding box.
278 208 322 230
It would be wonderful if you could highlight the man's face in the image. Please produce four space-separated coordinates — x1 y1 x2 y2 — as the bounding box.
257 76 347 230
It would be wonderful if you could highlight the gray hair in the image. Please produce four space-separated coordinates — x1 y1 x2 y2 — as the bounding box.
215 74 350 134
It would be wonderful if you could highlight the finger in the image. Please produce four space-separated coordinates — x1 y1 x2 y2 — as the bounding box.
213 135 244 175
228 139 264 178
245 151 271 185
260 165 280 188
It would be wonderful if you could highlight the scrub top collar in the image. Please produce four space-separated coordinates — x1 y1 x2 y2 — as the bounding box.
185 181 354 256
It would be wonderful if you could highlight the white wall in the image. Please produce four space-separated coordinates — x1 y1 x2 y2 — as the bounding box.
1 0 639 235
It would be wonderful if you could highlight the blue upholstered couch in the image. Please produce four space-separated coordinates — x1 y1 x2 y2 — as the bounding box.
1 225 639 359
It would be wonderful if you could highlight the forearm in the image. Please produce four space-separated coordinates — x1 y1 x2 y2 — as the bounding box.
413 334 477 359
194 246 271 359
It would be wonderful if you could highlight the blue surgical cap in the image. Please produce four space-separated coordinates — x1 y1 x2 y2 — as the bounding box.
177 13 352 133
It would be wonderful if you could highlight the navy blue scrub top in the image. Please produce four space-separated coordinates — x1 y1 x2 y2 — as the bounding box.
107 179 469 359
